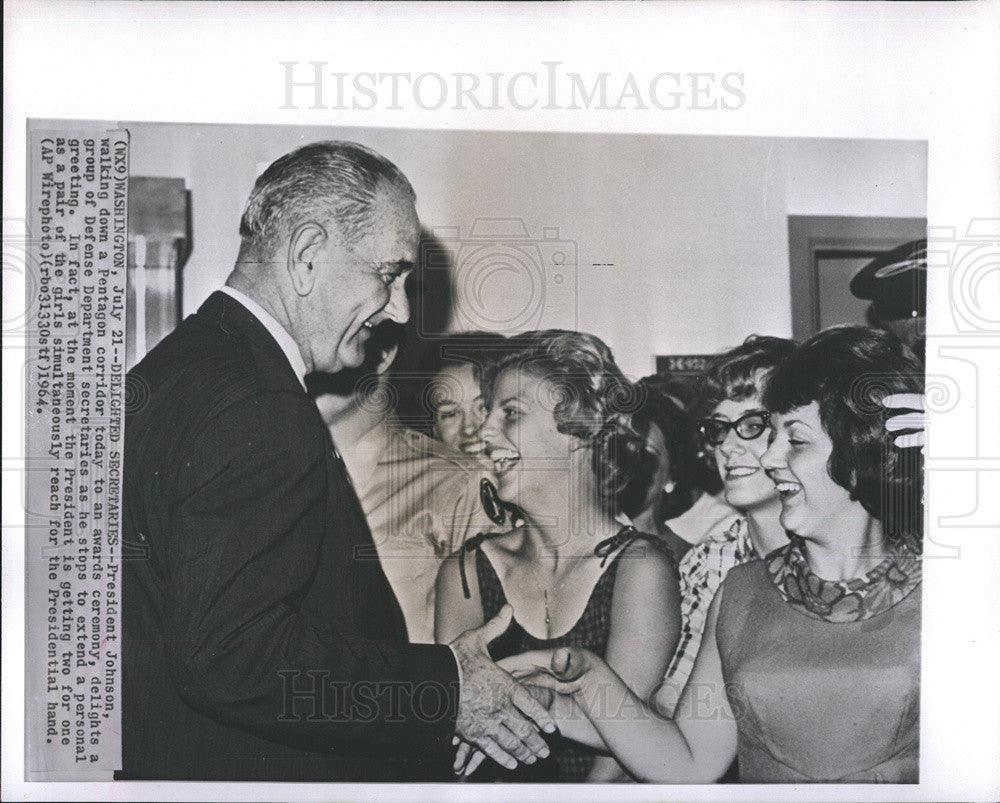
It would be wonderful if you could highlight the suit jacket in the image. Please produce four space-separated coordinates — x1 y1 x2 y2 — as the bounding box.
119 291 459 780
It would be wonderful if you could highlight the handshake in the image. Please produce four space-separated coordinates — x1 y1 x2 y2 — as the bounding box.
449 604 588 777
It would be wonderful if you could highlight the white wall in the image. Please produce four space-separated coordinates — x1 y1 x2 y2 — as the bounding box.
122 123 926 380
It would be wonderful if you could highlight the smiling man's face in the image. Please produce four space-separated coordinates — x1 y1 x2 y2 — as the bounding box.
304 180 418 374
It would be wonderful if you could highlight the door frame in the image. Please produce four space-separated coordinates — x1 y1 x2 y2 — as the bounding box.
787 215 927 341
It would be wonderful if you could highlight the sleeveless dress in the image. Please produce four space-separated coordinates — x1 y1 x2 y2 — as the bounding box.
462 527 667 782
715 539 921 783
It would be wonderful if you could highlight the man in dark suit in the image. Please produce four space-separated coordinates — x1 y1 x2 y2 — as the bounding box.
121 141 554 780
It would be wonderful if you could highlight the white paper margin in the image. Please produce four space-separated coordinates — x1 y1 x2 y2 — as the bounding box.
3 2 999 801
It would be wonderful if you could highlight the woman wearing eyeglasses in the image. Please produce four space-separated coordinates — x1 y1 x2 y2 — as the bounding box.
655 336 794 713
493 326 924 783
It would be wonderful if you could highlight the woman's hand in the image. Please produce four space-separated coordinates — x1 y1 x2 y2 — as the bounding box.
549 646 596 682
883 393 926 450
498 647 591 688
453 736 488 778
496 649 556 681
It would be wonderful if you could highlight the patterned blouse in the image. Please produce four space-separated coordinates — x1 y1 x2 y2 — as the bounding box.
660 517 758 709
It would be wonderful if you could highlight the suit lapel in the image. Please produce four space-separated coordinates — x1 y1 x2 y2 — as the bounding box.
196 291 303 394
196 291 409 642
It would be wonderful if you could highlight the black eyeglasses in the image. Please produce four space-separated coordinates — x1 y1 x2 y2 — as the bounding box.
697 411 771 447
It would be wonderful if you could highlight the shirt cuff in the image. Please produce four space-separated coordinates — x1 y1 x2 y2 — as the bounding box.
447 643 464 692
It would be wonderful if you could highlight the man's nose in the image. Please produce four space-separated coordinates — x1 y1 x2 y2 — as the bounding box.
383 279 410 324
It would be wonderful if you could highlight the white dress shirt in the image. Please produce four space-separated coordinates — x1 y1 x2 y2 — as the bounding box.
220 285 308 390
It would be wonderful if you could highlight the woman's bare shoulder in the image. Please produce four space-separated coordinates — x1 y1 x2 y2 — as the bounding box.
616 535 680 586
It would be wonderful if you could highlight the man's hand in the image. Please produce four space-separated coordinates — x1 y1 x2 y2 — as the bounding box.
452 681 561 777
453 648 592 777
450 605 557 771
883 393 926 450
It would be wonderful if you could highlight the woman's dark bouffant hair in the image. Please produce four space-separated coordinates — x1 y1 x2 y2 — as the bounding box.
617 381 706 521
763 326 924 549
481 330 644 505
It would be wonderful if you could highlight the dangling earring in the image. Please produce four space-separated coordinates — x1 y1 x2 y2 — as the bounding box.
480 478 507 526
663 480 677 494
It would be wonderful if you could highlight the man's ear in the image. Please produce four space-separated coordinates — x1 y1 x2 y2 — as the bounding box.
376 344 400 376
287 221 328 296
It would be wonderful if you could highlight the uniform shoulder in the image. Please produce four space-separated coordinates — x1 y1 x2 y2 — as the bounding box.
391 426 491 474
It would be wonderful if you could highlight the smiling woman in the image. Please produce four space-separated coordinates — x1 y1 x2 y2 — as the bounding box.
478 331 645 514
657 335 795 709
495 325 925 784
434 329 681 782
763 327 924 553
422 331 508 462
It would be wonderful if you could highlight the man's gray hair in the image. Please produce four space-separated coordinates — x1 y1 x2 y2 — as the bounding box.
239 140 415 258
